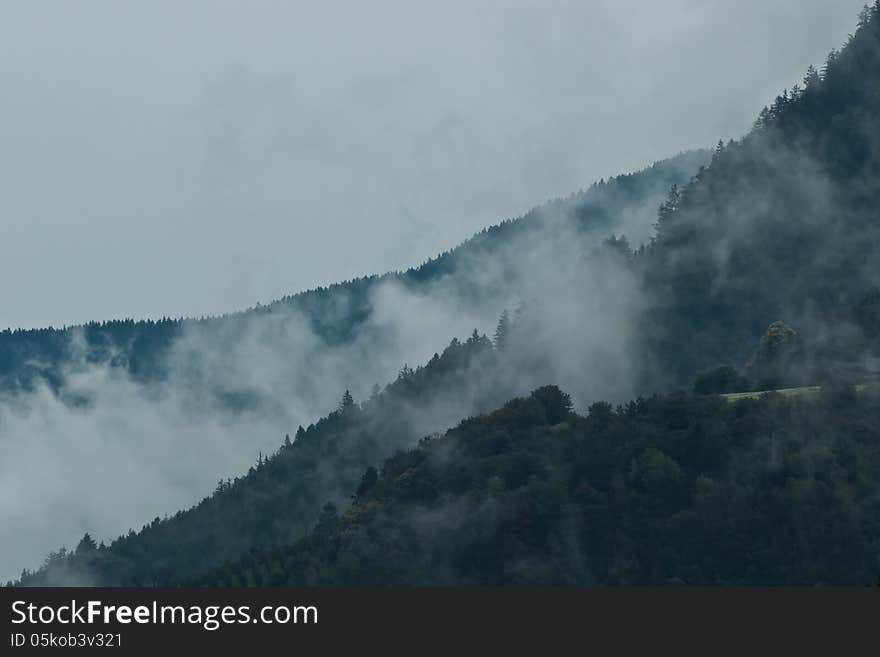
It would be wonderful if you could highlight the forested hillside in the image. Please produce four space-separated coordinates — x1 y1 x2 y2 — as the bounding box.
639 3 880 388
184 3 880 587
13 331 509 585
0 151 704 397
187 384 880 586
10 4 880 588
13 283 877 587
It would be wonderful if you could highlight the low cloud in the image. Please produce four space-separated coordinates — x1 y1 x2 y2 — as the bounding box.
0 169 667 583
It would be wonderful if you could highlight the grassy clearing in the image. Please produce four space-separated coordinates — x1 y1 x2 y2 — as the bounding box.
721 384 875 402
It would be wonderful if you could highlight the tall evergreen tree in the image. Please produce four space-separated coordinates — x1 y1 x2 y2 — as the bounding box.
803 65 821 90
339 390 355 413
75 533 97 554
494 310 511 351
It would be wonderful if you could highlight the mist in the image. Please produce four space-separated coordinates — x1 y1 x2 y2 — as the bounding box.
2 1 875 585
0 285 490 583
0 156 674 583
0 0 867 329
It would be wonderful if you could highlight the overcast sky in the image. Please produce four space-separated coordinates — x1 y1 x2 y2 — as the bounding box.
0 0 867 329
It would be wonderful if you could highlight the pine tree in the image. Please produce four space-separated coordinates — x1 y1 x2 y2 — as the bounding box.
803 65 820 91
822 49 839 79
656 184 681 227
76 533 97 554
494 310 511 351
755 106 771 129
339 389 355 412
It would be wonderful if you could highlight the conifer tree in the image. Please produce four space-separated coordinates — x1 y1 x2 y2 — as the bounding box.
494 310 511 351
803 65 820 91
339 389 355 412
75 533 97 554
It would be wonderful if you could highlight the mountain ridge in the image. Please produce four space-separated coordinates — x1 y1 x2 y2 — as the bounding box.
10 2 880 587
0 150 707 395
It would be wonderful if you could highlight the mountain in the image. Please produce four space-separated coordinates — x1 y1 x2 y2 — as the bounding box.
4 151 706 586
186 384 880 586
639 4 880 388
14 286 878 586
13 331 506 585
11 3 880 588
0 150 705 399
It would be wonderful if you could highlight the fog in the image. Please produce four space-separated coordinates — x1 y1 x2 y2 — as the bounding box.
1 162 674 583
0 1 871 583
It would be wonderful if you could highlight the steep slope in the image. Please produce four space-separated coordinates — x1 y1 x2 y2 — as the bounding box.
4 152 705 585
186 385 880 586
174 5 880 586
13 331 510 585
14 3 880 590
0 151 705 397
640 3 880 388
12 220 645 586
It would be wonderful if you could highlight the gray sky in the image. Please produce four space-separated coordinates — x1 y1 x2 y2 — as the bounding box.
0 0 867 329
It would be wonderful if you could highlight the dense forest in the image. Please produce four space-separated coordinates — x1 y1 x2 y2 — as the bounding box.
12 330 508 585
13 284 878 586
639 3 880 388
9 4 880 586
187 384 880 586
